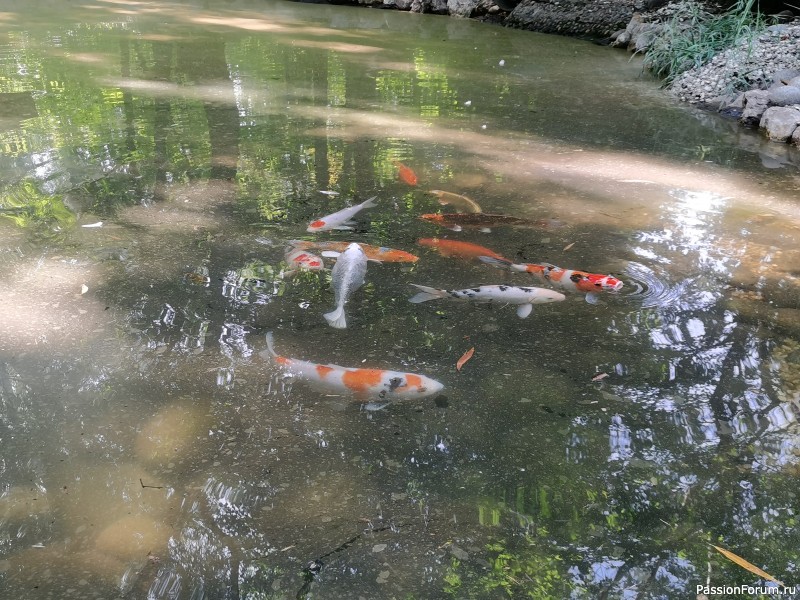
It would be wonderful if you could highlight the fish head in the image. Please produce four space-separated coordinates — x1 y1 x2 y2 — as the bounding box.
533 288 567 303
584 273 624 292
417 237 439 248
387 373 444 399
307 219 327 232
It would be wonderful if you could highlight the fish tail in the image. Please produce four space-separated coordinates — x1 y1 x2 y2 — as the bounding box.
324 305 347 329
408 284 449 303
361 196 378 209
265 331 278 358
478 256 513 268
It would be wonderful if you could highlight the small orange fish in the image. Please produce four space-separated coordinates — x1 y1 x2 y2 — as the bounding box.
394 161 418 186
417 238 507 261
263 332 444 402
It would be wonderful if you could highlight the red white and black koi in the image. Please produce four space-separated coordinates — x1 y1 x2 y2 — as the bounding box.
282 247 325 278
263 332 444 402
479 256 623 304
307 196 377 232
408 283 565 318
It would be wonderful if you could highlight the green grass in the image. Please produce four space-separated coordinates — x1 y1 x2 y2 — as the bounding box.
643 0 766 87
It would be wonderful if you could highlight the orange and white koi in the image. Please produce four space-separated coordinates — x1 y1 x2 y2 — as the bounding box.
288 240 418 263
324 242 367 329
417 238 507 261
394 161 418 186
264 332 444 401
479 256 623 304
409 283 564 318
307 196 377 232
420 212 563 233
284 248 325 275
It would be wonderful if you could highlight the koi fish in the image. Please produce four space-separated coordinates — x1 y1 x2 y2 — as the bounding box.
478 256 623 304
263 332 444 402
420 213 563 233
417 238 507 261
408 283 565 318
307 196 377 232
324 242 367 329
288 240 418 263
427 190 482 213
282 247 325 278
394 161 418 186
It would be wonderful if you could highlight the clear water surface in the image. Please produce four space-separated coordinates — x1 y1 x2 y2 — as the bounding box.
1 1 800 598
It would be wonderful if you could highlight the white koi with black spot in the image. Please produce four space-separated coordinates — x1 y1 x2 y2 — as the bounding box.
408 283 565 318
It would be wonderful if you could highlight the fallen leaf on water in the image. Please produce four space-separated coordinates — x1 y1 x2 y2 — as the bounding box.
711 545 783 586
591 372 609 381
80 284 89 294
456 347 475 371
563 242 575 251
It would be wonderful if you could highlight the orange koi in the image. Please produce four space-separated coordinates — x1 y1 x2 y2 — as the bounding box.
263 332 444 402
394 161 418 186
289 240 418 263
417 238 507 261
479 256 623 304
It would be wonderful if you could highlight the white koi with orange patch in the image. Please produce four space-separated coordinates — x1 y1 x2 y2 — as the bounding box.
306 196 377 232
264 332 444 401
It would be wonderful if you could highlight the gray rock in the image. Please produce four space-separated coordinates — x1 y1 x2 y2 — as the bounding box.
448 0 481 17
768 85 800 107
411 0 448 13
633 23 661 52
395 0 413 8
771 68 800 85
612 31 631 47
740 89 769 127
506 0 635 37
760 106 800 142
792 126 800 147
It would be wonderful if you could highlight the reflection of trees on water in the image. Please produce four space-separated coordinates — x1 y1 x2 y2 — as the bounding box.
1 6 800 599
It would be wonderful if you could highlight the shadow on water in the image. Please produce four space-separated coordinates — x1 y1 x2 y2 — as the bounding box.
2 1 800 599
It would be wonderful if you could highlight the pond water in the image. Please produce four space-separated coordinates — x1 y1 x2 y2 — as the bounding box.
2 0 800 598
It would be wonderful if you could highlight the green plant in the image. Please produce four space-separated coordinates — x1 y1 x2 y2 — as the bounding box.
643 0 766 87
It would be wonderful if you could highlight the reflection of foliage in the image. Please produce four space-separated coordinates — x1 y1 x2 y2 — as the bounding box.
0 179 75 230
443 535 571 599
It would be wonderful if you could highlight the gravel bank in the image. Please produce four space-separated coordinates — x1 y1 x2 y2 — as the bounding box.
669 23 800 105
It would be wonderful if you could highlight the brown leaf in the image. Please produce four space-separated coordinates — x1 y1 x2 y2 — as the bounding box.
456 347 475 371
711 545 784 586
591 372 609 382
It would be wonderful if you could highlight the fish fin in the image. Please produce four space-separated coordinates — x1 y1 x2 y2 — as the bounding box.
478 256 513 268
479 227 492 233
323 306 347 329
265 332 278 358
279 269 297 279
447 225 462 232
367 258 383 263
360 196 378 209
533 262 558 268
321 251 341 258
516 304 533 318
584 292 601 305
332 226 355 231
408 284 448 303
363 401 391 412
